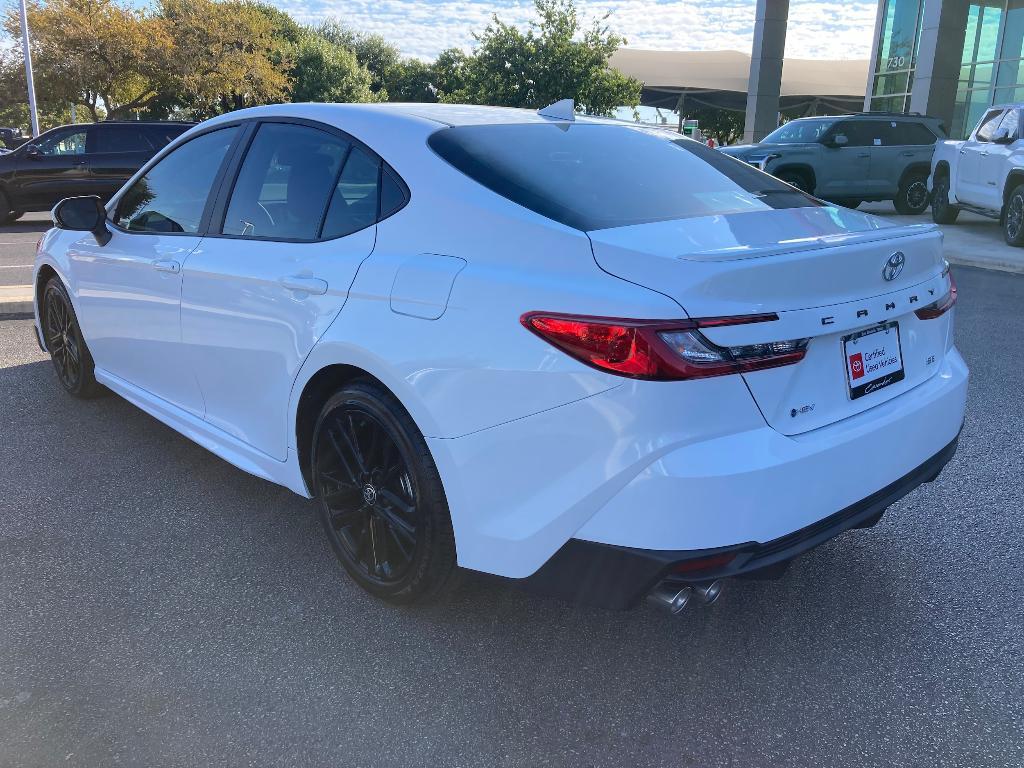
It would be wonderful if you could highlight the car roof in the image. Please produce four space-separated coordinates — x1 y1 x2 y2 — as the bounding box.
201 102 618 130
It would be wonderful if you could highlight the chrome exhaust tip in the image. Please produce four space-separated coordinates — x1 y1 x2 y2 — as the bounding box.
647 585 694 615
694 580 723 605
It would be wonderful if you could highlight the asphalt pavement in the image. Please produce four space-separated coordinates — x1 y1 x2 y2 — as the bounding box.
0 266 1022 767
0 213 45 288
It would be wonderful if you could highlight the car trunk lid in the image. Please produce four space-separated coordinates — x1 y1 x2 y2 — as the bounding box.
588 207 953 435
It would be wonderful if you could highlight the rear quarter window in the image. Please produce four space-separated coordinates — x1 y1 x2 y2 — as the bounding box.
427 123 820 231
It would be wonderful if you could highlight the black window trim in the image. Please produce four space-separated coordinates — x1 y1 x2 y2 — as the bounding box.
107 120 249 238
207 115 410 245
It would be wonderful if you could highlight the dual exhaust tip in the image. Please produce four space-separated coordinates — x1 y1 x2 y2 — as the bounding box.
647 580 723 615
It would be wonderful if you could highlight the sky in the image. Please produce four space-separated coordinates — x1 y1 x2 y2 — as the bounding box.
268 0 880 61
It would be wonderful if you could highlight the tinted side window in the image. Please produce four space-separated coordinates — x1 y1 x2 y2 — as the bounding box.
143 125 190 148
322 148 381 239
32 128 88 156
835 121 887 147
223 123 349 240
379 166 406 219
91 125 153 153
889 122 938 145
115 126 239 234
976 110 1005 142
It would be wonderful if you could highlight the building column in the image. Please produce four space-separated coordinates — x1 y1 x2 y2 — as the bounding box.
743 0 790 143
864 0 888 111
909 0 970 129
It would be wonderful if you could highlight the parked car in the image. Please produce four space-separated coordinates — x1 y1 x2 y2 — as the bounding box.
930 103 1024 245
0 120 193 223
0 127 27 150
720 112 946 214
33 104 967 612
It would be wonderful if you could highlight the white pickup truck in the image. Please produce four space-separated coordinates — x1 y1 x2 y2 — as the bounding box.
929 103 1024 245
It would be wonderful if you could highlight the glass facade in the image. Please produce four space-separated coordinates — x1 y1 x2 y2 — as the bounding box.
869 0 1024 137
870 0 925 113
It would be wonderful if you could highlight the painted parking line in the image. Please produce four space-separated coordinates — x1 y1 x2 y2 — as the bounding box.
0 265 33 268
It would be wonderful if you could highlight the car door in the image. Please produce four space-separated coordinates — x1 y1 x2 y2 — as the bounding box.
873 121 937 196
956 108 1004 207
978 108 1020 209
180 119 391 461
85 124 161 202
70 124 242 416
817 121 874 199
9 126 91 209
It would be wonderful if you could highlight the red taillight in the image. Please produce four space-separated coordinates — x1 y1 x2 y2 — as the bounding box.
521 312 808 381
915 270 957 320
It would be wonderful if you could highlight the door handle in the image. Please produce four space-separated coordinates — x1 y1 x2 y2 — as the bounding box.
280 275 328 295
960 148 968 155
857 153 870 158
900 151 915 157
980 151 990 157
153 259 180 274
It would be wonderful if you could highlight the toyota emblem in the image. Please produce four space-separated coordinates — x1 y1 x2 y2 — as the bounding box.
882 252 905 281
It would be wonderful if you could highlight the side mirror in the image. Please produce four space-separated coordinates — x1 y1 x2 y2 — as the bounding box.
830 134 849 147
24 144 40 158
53 196 111 246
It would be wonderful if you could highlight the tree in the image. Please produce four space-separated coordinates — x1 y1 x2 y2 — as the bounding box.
159 0 290 117
3 0 174 121
290 34 380 104
682 104 745 146
384 59 438 103
446 0 641 116
314 22 400 97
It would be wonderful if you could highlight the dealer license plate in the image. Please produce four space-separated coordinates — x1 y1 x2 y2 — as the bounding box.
843 322 905 400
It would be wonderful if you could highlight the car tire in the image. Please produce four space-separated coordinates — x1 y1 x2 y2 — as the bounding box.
894 172 930 215
931 174 960 224
829 198 863 209
311 380 458 605
0 189 17 224
776 170 812 194
1003 184 1024 247
41 278 103 398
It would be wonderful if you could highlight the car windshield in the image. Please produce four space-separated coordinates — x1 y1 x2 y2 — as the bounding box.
761 119 837 144
428 123 820 231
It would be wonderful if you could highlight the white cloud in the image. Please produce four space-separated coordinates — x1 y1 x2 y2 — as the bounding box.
268 0 878 61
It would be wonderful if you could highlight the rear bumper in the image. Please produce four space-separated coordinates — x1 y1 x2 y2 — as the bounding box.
521 433 959 610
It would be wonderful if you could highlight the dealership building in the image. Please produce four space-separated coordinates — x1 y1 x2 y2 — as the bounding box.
865 0 1024 137
735 0 1024 139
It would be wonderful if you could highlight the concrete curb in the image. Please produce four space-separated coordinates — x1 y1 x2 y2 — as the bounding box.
0 286 33 318
946 254 1024 276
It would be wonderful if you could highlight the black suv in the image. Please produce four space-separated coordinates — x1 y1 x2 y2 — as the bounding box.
0 121 194 223
720 112 947 214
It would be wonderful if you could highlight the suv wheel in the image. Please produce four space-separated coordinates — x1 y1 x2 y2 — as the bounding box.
776 170 811 194
0 189 19 224
311 381 459 605
895 172 930 215
1003 184 1024 247
931 174 960 224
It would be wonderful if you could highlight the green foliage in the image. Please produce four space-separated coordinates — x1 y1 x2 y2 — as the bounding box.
290 34 381 104
1 0 639 122
313 22 401 97
445 0 641 116
682 104 745 145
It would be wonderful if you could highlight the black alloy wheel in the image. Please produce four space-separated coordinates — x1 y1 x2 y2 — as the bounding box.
1004 184 1024 247
42 279 101 398
931 175 960 224
312 382 457 604
895 173 930 215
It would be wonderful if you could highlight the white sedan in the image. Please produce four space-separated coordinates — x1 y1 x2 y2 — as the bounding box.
33 103 967 613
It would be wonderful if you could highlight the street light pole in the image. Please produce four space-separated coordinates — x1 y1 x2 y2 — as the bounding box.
17 0 40 137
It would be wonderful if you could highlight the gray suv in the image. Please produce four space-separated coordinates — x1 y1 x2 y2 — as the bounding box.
720 113 946 214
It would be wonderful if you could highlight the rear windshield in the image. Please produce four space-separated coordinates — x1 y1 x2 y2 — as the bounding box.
427 123 820 231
